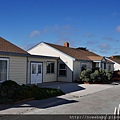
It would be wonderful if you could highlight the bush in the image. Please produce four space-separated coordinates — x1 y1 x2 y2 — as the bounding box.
80 68 113 84
0 80 64 104
92 69 106 83
105 70 113 80
0 80 21 99
80 69 92 82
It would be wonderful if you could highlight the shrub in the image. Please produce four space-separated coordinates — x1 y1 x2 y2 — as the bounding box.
93 69 101 82
105 70 113 80
0 80 21 99
90 73 96 83
0 80 64 104
80 68 113 84
80 69 92 82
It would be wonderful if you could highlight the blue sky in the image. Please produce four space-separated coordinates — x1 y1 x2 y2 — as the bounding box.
0 0 120 56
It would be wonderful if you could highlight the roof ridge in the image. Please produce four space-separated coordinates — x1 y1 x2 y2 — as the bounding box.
44 42 101 57
44 42 76 50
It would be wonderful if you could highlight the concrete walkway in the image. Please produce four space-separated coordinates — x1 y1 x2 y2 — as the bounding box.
0 82 117 114
38 82 114 97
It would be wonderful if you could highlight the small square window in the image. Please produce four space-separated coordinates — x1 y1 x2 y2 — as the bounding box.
47 62 55 73
58 63 66 76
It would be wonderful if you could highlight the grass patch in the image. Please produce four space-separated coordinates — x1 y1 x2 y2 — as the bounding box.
0 80 64 104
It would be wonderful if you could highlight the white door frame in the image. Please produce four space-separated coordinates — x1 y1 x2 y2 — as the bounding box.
0 58 9 82
31 62 43 84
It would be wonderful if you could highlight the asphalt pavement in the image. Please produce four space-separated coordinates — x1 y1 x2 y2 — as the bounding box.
0 82 118 114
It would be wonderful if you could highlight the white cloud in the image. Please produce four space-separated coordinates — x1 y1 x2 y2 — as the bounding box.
98 43 111 50
116 26 120 32
29 30 41 37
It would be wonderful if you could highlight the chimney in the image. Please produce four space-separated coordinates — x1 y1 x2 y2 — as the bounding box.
64 42 69 47
111 56 114 58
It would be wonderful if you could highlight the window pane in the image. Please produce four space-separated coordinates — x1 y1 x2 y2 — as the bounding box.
81 64 87 71
47 63 50 73
59 63 66 69
59 70 66 76
0 60 7 81
51 63 54 73
38 64 41 74
47 62 55 73
32 64 36 74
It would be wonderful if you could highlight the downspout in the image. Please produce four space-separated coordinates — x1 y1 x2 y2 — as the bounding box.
26 56 28 84
72 60 74 82
56 58 59 81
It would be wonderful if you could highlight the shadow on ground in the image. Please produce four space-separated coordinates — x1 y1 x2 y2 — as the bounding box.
0 82 85 111
38 82 85 94
0 97 78 111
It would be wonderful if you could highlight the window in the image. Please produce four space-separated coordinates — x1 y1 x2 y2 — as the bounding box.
108 65 111 71
81 63 87 71
58 63 66 76
38 64 41 74
0 58 9 81
32 64 36 74
47 62 54 73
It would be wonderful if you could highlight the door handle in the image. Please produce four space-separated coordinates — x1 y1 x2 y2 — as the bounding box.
37 73 39 76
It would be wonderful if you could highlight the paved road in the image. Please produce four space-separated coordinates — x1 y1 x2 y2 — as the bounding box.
25 85 120 114
0 83 119 114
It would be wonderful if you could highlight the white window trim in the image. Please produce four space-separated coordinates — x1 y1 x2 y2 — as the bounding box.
0 58 9 81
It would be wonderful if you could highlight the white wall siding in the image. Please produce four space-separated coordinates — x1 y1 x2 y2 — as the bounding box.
9 56 27 85
73 61 80 81
106 63 114 71
87 62 92 69
0 55 27 85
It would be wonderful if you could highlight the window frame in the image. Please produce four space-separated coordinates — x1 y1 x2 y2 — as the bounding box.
0 58 9 82
58 62 67 77
81 63 88 71
46 61 55 74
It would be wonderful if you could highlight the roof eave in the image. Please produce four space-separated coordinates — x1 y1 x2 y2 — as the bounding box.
75 58 92 62
0 51 29 57
29 54 59 59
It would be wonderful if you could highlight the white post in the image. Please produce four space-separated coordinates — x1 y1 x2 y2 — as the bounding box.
114 107 117 120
